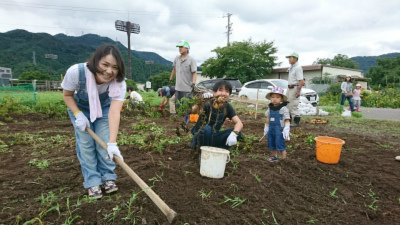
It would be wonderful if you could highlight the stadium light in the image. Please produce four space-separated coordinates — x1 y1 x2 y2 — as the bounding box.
115 20 140 80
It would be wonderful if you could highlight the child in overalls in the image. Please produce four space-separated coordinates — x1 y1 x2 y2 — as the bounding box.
264 87 291 162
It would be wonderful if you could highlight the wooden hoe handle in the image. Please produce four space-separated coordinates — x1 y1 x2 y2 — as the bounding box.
85 127 178 224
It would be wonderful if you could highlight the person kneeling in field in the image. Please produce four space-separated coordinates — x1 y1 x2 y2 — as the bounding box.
264 87 291 162
190 80 243 152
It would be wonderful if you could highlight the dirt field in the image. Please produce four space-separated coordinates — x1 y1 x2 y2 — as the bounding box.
1 110 400 225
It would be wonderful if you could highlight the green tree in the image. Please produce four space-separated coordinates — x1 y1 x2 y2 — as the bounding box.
201 39 279 83
314 54 359 69
19 71 51 80
365 55 400 87
147 72 176 91
125 79 138 91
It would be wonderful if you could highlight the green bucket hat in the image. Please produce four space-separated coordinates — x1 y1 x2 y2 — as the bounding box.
286 52 299 58
176 40 190 49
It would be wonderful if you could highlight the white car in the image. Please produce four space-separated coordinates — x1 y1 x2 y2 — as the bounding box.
238 79 319 106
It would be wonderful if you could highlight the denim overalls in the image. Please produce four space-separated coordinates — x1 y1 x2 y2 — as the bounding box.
190 103 241 150
267 109 286 151
67 63 117 189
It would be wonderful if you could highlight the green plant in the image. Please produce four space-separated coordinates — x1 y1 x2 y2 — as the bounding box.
103 205 121 223
122 190 143 223
218 195 246 208
35 191 57 207
307 218 319 224
23 204 60 225
231 160 239 169
62 198 80 225
304 136 316 145
271 211 279 225
199 189 213 201
330 188 338 198
229 183 239 192
351 112 363 118
184 171 193 176
365 189 379 211
0 140 11 153
250 170 261 182
148 171 164 185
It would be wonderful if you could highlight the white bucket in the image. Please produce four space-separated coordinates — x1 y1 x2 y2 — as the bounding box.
200 146 231 179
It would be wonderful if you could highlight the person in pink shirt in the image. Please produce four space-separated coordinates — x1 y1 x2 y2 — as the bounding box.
353 84 363 112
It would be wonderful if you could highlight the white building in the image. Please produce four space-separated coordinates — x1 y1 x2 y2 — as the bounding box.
0 67 12 87
270 64 363 87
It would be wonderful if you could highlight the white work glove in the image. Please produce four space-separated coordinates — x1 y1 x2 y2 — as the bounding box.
107 143 124 161
202 92 213 99
264 125 269 135
75 112 90 132
282 123 290 140
226 132 238 146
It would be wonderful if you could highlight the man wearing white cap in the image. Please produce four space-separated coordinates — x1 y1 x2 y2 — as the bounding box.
169 40 197 123
286 52 304 127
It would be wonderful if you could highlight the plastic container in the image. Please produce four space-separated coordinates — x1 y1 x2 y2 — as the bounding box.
200 146 231 178
315 136 345 164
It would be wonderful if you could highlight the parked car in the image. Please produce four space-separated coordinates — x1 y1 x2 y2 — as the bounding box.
238 79 319 105
196 78 242 95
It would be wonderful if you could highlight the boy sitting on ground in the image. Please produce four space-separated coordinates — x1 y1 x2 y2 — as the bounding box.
190 80 243 152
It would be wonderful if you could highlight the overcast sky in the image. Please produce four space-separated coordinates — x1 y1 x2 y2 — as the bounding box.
1 0 400 68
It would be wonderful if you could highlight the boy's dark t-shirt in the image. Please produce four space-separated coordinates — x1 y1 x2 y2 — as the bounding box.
191 101 236 134
161 87 176 98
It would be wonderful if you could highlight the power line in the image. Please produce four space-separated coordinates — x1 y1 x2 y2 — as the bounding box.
0 0 220 17
223 13 232 46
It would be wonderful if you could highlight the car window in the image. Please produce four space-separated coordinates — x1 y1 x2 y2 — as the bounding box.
226 80 242 88
197 82 205 87
204 83 214 90
245 82 260 89
270 80 288 89
260 82 273 89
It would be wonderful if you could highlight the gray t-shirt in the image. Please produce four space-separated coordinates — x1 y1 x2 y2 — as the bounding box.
173 55 197 92
265 106 290 128
288 62 303 85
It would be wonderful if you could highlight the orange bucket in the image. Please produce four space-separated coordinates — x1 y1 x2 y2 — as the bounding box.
315 136 345 164
190 114 199 123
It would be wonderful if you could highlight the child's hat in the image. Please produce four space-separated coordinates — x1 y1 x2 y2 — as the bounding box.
266 87 287 102
356 84 361 87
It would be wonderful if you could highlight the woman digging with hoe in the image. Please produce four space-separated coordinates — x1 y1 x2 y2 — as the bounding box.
61 44 125 199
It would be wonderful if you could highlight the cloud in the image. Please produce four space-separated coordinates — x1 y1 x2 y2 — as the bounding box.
1 0 400 68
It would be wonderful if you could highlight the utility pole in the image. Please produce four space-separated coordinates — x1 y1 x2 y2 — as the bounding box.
45 54 58 78
223 13 233 46
115 20 141 80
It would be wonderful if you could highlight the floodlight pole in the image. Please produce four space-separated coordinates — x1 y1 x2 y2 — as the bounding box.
115 20 140 80
127 22 132 80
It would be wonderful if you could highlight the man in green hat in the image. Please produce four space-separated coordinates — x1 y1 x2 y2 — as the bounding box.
169 40 197 124
285 52 304 127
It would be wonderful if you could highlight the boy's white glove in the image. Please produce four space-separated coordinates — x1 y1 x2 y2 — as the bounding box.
75 112 90 132
202 92 213 99
226 132 238 146
107 143 124 161
282 123 290 140
264 125 269 135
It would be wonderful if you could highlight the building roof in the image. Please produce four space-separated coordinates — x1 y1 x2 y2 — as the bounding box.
273 64 363 73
